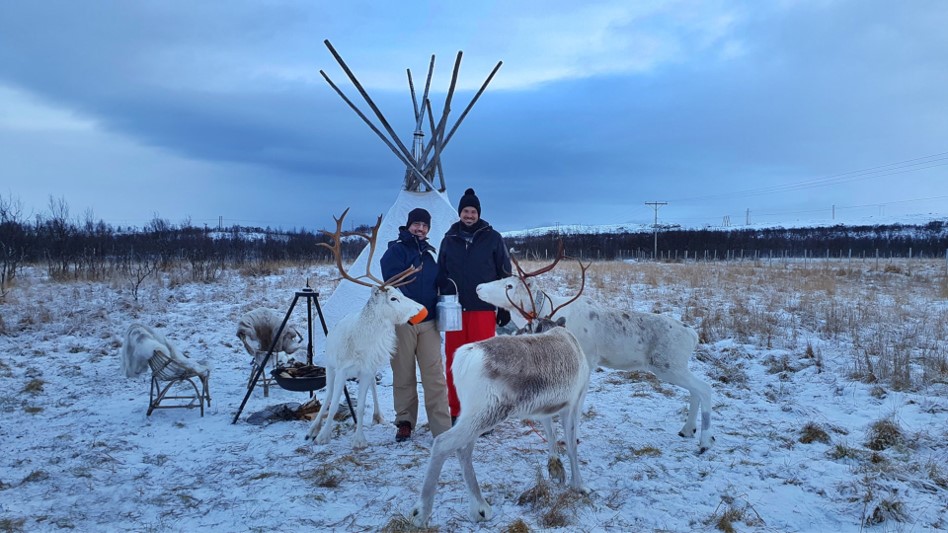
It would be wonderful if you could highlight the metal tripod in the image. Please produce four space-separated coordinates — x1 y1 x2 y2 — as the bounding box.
232 287 357 424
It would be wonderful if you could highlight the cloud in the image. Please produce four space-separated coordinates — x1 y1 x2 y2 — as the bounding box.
0 1 946 232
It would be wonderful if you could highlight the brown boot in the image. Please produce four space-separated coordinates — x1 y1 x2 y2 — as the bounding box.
395 421 412 442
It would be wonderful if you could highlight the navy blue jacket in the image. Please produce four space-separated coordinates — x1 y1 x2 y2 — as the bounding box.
380 227 439 322
436 219 511 312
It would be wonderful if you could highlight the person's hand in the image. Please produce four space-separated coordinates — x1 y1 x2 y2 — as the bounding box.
496 308 511 327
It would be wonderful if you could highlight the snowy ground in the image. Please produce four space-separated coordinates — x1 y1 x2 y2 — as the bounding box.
0 259 946 532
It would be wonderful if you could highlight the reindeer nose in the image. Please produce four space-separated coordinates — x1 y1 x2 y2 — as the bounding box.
409 308 428 325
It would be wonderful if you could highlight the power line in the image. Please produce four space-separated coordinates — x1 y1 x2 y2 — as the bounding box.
668 150 948 204
645 201 667 258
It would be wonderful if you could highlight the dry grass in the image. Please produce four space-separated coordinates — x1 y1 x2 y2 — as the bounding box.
514 469 590 528
379 515 437 533
799 422 831 444
522 257 948 390
706 492 765 533
865 418 904 451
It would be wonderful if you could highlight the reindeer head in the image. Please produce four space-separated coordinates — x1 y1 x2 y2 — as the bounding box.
507 246 590 334
280 325 304 355
477 241 589 333
320 208 426 326
476 241 565 319
366 285 426 325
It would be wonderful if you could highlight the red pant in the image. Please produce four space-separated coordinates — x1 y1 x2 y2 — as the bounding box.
445 310 496 417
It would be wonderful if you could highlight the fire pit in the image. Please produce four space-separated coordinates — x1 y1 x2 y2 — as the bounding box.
271 364 327 392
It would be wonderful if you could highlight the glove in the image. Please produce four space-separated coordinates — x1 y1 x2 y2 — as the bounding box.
496 308 511 327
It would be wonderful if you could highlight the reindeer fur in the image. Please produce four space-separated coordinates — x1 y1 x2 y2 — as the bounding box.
410 319 590 527
305 286 423 448
477 277 715 452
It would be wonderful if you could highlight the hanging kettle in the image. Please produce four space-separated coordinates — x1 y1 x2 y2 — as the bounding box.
436 278 462 332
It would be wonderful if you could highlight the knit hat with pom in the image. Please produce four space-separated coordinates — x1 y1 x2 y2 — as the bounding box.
457 188 481 215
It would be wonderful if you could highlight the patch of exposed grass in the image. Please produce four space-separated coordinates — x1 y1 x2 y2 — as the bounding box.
21 470 49 484
827 443 864 461
300 464 341 488
799 422 830 444
925 459 948 490
633 446 662 457
0 517 27 532
706 493 765 533
23 379 44 394
865 418 903 451
515 470 589 528
502 518 532 533
379 514 436 532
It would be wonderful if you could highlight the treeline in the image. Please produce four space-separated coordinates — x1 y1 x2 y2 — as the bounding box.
0 197 368 290
505 221 948 261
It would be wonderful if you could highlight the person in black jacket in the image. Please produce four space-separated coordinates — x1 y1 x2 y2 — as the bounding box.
380 208 452 442
436 188 512 422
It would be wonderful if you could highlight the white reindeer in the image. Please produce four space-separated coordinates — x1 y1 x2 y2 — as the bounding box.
236 307 304 395
305 209 425 449
409 317 591 527
476 249 715 452
236 307 304 366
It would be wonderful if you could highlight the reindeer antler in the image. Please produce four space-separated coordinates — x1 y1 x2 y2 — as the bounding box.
509 240 565 279
318 208 421 288
506 241 567 322
546 256 590 318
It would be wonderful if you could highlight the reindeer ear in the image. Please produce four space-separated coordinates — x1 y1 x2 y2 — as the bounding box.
555 317 567 327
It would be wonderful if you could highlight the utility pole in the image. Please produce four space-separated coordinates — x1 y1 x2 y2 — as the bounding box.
645 201 667 260
746 208 751 225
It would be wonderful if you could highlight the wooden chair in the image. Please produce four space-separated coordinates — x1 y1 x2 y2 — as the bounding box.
147 351 211 416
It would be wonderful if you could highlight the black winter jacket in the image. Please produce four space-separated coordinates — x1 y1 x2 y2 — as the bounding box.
380 227 439 322
436 219 511 312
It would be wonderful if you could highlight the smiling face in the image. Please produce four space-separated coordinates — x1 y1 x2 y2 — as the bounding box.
459 206 479 227
408 221 429 238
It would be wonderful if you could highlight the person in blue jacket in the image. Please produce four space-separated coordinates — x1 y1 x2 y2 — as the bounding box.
436 188 512 422
380 208 452 442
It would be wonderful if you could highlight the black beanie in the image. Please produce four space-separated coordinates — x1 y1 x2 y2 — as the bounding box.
406 207 431 227
457 188 481 215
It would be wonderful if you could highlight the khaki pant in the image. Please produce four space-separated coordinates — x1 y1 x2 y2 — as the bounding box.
391 320 452 437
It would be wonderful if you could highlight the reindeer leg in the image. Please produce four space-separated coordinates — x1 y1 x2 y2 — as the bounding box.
370 380 384 425
541 417 565 484
410 423 471 527
563 390 589 494
315 371 348 445
457 439 492 522
306 367 335 440
351 370 372 449
669 370 715 452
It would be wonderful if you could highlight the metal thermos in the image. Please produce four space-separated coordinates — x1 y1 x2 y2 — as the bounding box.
436 279 462 332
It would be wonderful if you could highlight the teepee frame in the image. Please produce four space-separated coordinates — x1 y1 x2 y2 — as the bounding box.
318 41 502 331
321 39 502 192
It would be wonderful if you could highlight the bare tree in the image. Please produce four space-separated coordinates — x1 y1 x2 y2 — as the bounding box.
0 194 28 299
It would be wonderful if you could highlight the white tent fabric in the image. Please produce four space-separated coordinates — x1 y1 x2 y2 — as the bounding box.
319 189 459 337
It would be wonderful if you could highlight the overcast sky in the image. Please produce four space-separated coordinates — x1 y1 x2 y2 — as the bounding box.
1 1 947 232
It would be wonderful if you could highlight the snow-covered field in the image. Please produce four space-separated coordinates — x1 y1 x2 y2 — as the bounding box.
1 258 946 532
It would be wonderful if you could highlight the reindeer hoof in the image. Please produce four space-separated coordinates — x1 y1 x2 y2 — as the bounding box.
697 435 716 454
470 502 492 522
409 504 428 527
678 427 697 438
